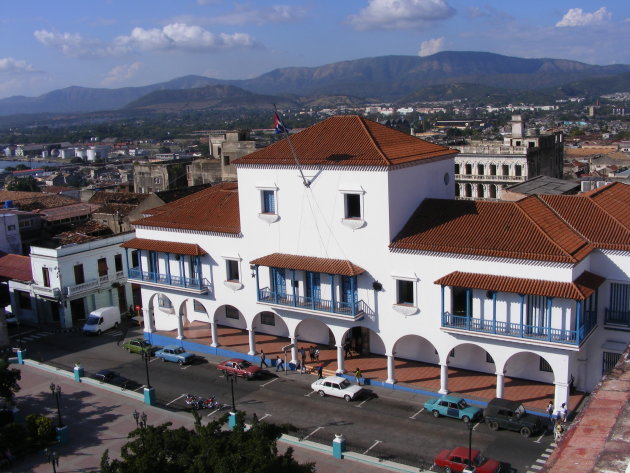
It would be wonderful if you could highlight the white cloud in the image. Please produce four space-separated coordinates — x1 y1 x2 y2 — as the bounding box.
556 7 611 27
0 57 34 73
102 62 143 85
418 37 444 56
34 30 120 58
349 0 455 31
212 4 306 25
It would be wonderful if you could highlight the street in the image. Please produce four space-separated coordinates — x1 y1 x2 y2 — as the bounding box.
11 325 556 472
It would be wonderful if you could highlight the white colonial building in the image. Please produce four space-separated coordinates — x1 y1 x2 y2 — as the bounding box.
123 116 630 409
29 232 135 327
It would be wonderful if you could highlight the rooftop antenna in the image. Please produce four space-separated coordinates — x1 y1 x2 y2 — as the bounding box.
274 105 310 188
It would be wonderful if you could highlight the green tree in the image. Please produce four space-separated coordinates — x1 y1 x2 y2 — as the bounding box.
101 412 314 473
4 175 40 192
0 358 21 405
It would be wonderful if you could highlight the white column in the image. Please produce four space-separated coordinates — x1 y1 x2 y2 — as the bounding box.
554 381 570 412
176 313 184 340
386 354 396 384
439 363 449 394
290 337 298 365
248 329 256 356
496 372 504 398
336 345 345 373
144 308 154 333
210 322 218 347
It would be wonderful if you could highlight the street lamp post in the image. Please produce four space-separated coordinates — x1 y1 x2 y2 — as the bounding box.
466 421 473 472
49 383 63 428
142 351 151 389
44 449 59 473
225 371 237 412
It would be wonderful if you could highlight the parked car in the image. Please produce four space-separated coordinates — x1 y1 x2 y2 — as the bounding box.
484 397 544 437
154 345 195 365
91 369 140 390
424 394 482 423
311 375 364 402
122 338 158 355
217 358 262 379
434 446 506 473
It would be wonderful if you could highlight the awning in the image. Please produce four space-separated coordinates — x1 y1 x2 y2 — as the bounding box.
120 238 207 256
434 270 605 301
251 253 365 277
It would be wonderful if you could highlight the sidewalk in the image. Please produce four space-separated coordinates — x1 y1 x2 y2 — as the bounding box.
7 362 424 473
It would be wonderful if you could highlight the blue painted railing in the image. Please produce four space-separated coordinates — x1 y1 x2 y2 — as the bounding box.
604 309 630 327
128 268 211 292
441 312 596 346
257 287 366 317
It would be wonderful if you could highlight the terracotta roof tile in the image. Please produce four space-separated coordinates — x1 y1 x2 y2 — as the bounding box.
0 253 32 282
583 182 630 228
233 115 456 168
434 270 605 300
250 253 365 277
391 198 593 263
121 238 207 256
131 182 240 234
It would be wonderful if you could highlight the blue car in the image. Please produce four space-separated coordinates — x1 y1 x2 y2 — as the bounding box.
423 394 482 423
154 345 195 365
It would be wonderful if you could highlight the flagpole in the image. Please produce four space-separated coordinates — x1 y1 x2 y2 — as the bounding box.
274 105 310 188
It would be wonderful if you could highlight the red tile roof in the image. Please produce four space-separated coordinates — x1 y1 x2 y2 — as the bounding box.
0 253 32 282
434 271 605 300
391 198 593 263
131 182 240 234
233 115 456 167
121 238 207 256
251 253 365 277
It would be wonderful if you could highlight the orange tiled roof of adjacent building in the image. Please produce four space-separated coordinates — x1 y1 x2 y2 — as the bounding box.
0 253 32 282
131 182 240 234
233 115 456 168
250 253 365 277
121 238 207 256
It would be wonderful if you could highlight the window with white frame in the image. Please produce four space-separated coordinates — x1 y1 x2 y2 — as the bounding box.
261 189 276 214
396 280 415 305
226 259 240 282
344 193 361 219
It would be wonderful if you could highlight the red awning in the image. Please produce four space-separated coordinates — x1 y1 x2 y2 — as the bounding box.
251 253 365 277
120 238 207 256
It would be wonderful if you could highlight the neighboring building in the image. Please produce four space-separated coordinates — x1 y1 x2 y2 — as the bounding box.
187 158 222 186
30 232 135 328
208 130 257 181
88 191 163 234
1 253 35 326
0 213 22 254
454 115 564 200
133 159 192 194
500 176 580 201
124 115 630 412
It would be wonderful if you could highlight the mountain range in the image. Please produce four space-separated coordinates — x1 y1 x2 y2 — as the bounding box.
1 51 630 117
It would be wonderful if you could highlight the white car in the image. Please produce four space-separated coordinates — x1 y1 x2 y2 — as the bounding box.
311 375 364 402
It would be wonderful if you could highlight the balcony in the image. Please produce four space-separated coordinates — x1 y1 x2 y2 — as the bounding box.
65 279 100 297
128 268 212 295
455 174 527 181
441 310 597 347
32 285 60 299
604 309 630 329
257 287 369 321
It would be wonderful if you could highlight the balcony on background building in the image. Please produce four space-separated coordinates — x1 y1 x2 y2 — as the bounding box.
127 267 212 295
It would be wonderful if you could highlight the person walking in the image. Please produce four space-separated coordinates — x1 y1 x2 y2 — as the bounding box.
309 345 315 362
275 355 283 372
316 364 323 379
559 403 568 422
355 368 363 385
260 350 268 368
546 401 554 424
300 346 306 369
344 340 351 358
314 347 320 362
554 421 564 442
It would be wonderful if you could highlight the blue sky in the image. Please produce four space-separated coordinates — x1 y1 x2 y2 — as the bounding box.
1 1 629 99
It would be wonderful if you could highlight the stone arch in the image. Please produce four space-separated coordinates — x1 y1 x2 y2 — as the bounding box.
489 184 497 199
392 334 439 364
214 304 247 330
503 351 555 384
295 318 336 346
149 292 178 332
339 326 387 356
476 183 485 198
464 183 472 198
252 310 290 338
179 298 211 326
443 341 496 374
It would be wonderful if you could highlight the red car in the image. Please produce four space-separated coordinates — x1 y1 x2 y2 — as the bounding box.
216 358 262 379
434 446 504 473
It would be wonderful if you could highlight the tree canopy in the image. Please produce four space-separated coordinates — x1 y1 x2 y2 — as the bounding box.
100 411 314 473
0 358 21 405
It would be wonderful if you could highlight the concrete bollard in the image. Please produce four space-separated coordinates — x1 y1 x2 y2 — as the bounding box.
16 349 27 364
144 387 156 406
332 434 346 459
73 365 84 382
228 412 237 430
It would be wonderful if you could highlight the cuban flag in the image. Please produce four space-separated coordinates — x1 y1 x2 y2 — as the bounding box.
274 111 290 134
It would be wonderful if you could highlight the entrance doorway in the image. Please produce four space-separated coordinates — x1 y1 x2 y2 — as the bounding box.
70 298 86 323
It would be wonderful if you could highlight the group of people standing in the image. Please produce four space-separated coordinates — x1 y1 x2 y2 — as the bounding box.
546 401 569 441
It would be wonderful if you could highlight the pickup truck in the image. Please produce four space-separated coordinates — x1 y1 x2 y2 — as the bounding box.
434 446 504 473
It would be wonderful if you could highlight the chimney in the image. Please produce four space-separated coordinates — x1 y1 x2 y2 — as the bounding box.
511 115 523 138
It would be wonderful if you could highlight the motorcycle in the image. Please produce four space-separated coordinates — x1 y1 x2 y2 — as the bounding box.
184 393 221 410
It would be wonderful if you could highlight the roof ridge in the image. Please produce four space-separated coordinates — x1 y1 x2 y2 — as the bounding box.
584 186 630 232
355 116 392 166
515 196 588 263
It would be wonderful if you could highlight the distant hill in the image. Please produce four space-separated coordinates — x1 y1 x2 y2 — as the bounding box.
1 51 629 116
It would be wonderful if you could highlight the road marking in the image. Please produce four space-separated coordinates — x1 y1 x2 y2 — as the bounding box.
206 408 222 417
362 440 382 455
472 422 481 431
166 394 185 406
530 465 543 470
540 453 550 458
534 433 545 443
259 413 271 421
304 391 316 397
302 427 323 441
261 378 279 388
180 365 191 370
356 398 369 408
409 408 424 419
536 459 546 464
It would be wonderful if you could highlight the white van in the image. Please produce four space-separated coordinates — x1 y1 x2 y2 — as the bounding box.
82 306 121 335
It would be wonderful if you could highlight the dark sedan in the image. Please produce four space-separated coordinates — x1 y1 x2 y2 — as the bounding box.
91 369 141 390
